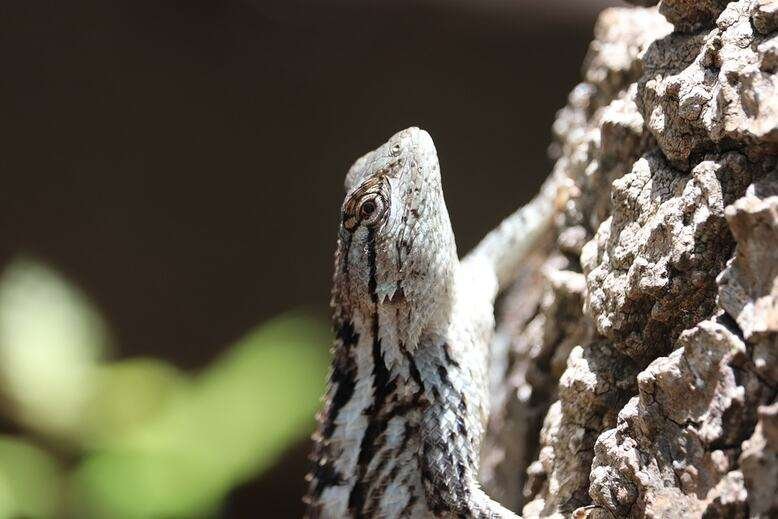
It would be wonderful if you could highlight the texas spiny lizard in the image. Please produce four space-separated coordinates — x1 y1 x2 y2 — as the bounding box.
305 127 566 518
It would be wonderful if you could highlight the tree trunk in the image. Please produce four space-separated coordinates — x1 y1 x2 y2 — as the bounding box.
480 2 778 517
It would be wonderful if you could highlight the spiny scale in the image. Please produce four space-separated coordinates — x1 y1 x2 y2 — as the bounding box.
305 127 530 518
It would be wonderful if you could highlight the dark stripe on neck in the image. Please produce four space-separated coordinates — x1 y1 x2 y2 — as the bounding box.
358 347 425 514
437 364 455 390
400 344 424 391
348 312 396 516
306 319 360 501
442 343 460 368
366 227 378 303
311 458 344 495
339 231 352 274
322 320 359 438
335 319 359 348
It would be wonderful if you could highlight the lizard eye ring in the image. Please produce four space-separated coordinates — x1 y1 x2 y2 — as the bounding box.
358 194 386 226
360 200 376 217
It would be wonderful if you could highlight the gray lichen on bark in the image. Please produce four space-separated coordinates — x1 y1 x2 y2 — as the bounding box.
480 2 778 517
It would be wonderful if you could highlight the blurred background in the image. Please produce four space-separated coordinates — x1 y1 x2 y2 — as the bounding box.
0 0 621 517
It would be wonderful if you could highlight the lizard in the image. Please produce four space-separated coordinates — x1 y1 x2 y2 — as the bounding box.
304 127 567 518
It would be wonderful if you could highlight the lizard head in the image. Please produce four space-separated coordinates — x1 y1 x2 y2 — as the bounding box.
333 127 458 347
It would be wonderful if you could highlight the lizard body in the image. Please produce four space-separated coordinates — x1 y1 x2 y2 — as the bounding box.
305 127 564 518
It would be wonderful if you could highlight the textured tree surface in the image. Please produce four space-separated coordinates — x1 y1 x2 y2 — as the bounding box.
480 2 778 517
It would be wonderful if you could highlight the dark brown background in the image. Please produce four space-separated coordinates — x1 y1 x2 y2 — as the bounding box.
0 1 620 516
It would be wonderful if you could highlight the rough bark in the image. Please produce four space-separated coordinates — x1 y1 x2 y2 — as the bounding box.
481 2 778 518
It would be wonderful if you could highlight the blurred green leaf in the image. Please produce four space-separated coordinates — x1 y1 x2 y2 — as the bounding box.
0 259 109 440
0 258 330 517
0 436 63 518
73 313 329 518
82 359 189 447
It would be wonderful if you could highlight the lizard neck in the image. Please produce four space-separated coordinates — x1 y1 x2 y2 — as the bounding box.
319 290 430 517
332 220 458 355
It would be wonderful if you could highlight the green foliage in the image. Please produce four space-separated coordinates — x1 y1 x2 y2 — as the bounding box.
0 436 62 518
73 315 329 518
0 259 109 441
81 359 189 448
0 259 329 518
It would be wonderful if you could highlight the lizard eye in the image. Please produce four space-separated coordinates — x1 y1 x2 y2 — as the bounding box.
360 200 376 217
358 194 386 226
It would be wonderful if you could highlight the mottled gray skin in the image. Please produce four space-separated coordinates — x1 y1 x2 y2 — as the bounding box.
305 127 561 518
